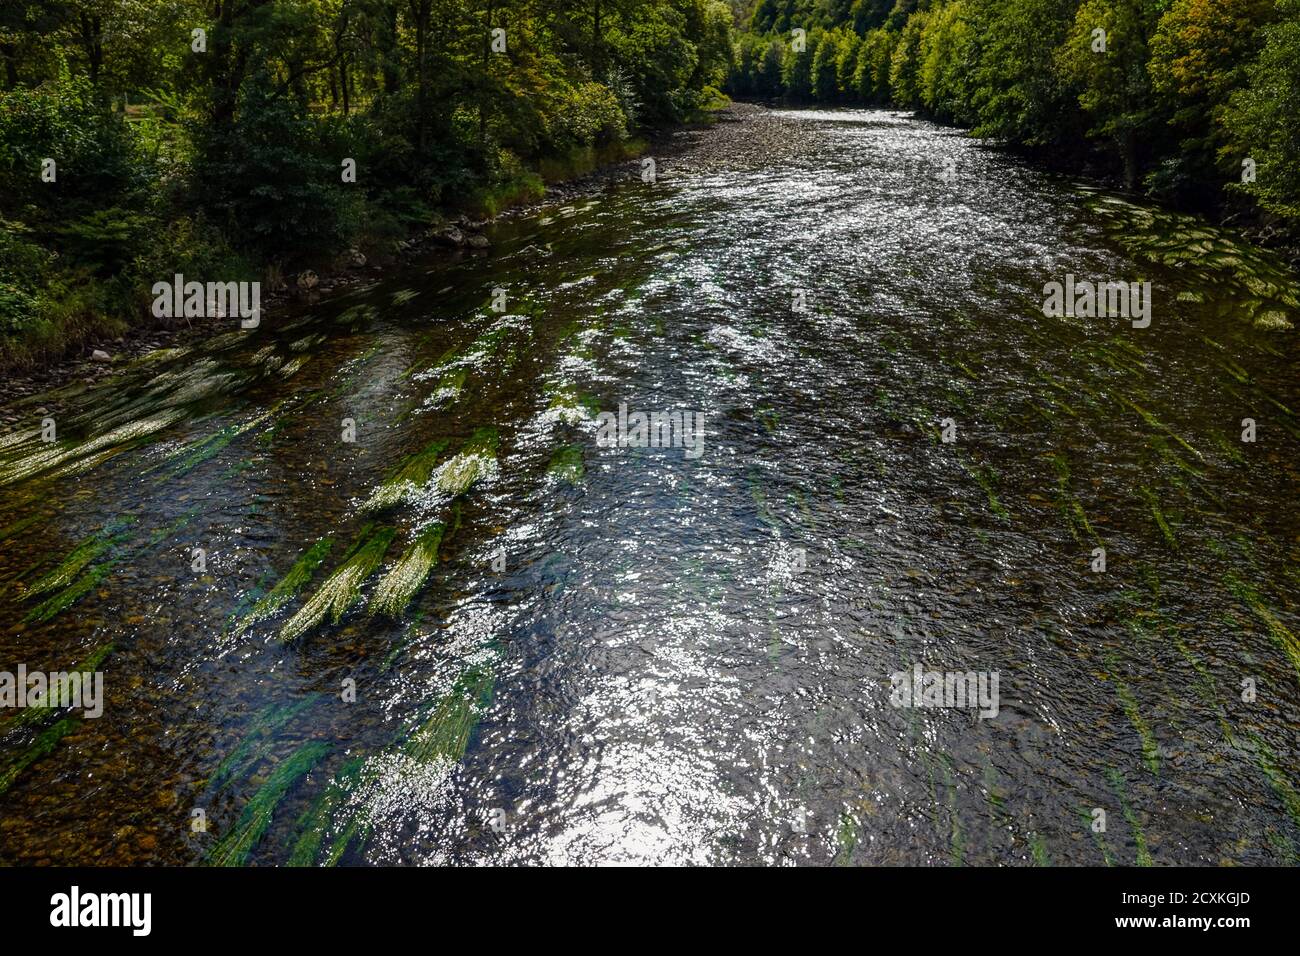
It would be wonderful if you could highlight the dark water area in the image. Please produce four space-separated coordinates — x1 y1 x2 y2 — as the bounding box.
1 107 1298 865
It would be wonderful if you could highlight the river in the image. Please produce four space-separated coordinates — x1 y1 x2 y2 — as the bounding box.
1 106 1298 865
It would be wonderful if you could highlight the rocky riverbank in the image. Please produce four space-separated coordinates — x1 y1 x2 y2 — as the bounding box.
0 105 751 418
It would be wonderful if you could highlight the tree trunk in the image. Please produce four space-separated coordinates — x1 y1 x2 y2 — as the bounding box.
0 43 18 89
480 0 494 148
1120 131 1138 192
208 1 268 133
411 0 430 154
381 5 400 94
79 14 104 88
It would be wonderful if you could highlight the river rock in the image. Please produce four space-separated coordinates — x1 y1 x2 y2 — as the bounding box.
433 226 466 247
91 349 112 363
297 270 319 291
467 233 490 250
346 248 367 268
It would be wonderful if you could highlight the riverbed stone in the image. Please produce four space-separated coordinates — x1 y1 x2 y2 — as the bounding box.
434 226 466 247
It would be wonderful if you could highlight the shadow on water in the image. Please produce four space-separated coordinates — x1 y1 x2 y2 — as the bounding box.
1 107 1298 865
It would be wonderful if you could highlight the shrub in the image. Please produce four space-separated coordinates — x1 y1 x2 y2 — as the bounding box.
0 66 146 219
545 82 628 152
191 75 362 264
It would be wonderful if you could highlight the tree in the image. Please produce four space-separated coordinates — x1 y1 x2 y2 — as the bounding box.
889 9 929 107
811 28 841 100
1057 0 1160 189
918 0 976 123
1224 0 1300 219
781 27 818 99
1147 0 1276 201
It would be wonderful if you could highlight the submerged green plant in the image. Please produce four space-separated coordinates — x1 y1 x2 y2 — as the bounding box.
0 511 45 544
1048 453 1100 545
404 665 494 764
18 519 135 601
961 458 1010 520
22 563 114 624
0 717 80 796
434 427 499 497
1105 654 1160 775
360 438 450 513
1250 733 1300 829
1224 571 1300 683
0 409 188 488
147 409 275 481
231 540 334 635
207 741 332 867
369 524 445 619
0 642 113 739
1027 830 1050 866
548 444 585 485
941 756 964 866
1080 806 1116 866
833 812 859 866
1106 768 1152 866
546 384 600 424
288 756 366 867
278 525 395 642
208 695 322 791
1120 397 1202 461
1138 486 1178 549
289 660 496 866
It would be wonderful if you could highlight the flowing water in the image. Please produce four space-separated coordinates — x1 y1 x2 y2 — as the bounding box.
2 107 1298 866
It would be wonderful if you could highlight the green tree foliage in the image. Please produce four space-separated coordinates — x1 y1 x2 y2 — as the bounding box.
726 0 1299 224
889 9 930 107
811 29 843 100
0 0 736 365
1147 0 1276 202
852 28 897 102
917 1 975 124
1224 0 1300 219
1056 0 1160 188
781 28 819 100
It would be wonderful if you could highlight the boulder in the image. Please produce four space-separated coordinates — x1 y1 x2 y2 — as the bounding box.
433 225 466 247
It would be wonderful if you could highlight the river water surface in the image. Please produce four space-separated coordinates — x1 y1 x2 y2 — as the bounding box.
2 107 1298 865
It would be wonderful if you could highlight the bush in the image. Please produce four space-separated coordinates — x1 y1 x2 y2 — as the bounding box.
0 220 53 289
0 283 41 336
191 75 362 264
545 82 628 152
1223 0 1300 222
47 207 154 277
129 215 255 314
0 66 146 219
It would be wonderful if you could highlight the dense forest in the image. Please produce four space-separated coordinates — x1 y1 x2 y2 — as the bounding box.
730 0 1300 225
3 0 1297 370
0 1 732 367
